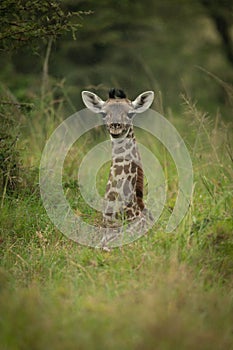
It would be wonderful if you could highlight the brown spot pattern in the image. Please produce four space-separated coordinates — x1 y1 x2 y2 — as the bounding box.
123 181 131 196
115 147 124 154
131 162 137 173
124 164 130 174
114 165 123 175
107 191 118 201
115 157 124 163
136 165 144 210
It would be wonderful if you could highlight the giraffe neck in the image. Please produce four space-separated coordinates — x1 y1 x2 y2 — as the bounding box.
104 126 145 223
111 126 137 161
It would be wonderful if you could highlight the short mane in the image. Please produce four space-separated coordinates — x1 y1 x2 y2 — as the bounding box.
109 88 126 99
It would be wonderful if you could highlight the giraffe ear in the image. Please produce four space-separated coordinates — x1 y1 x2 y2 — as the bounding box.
82 91 105 113
132 91 154 113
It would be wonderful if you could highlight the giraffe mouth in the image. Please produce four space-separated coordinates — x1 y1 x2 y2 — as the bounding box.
109 126 128 138
110 130 124 138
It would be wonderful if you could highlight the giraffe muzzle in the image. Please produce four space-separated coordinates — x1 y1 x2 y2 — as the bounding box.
109 123 127 138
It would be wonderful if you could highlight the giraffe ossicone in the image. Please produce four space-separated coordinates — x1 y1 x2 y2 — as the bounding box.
82 89 154 241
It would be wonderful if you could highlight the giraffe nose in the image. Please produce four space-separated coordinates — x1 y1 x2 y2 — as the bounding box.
112 123 121 129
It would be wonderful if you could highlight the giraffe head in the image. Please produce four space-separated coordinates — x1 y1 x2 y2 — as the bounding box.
82 89 154 139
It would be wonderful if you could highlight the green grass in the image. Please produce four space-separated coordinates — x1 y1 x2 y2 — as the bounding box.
0 95 233 349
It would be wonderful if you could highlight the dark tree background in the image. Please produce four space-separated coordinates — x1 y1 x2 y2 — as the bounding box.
0 0 232 115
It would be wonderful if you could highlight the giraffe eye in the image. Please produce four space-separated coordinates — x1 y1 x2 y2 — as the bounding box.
128 112 135 118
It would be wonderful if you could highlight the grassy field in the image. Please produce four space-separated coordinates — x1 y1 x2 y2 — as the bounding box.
0 93 233 349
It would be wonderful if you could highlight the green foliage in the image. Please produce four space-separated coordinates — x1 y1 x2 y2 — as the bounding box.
0 101 21 200
0 82 233 348
0 0 89 197
0 0 233 114
0 2 233 348
0 0 84 52
44 0 233 114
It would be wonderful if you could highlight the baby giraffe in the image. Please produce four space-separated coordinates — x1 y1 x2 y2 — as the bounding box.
82 88 154 229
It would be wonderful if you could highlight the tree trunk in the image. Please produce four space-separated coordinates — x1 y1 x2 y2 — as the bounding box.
201 0 233 67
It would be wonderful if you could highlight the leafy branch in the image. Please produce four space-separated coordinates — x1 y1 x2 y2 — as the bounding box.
0 0 91 51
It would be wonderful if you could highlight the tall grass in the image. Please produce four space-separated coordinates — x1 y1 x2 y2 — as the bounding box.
0 82 232 349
